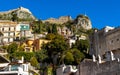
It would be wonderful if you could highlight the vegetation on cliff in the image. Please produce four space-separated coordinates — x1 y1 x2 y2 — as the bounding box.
0 7 36 21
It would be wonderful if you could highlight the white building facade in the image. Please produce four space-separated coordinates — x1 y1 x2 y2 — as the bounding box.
0 21 32 44
0 21 17 44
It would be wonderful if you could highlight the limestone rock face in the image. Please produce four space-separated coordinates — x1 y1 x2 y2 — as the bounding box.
15 7 36 20
0 7 36 21
43 15 92 30
75 15 92 30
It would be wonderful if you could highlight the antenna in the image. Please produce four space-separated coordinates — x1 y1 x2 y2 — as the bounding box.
85 12 87 16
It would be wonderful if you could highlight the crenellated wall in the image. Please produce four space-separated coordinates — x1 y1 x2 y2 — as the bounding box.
76 59 120 75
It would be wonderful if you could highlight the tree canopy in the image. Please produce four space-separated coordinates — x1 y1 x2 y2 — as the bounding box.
12 52 34 61
35 50 48 62
59 48 85 65
32 20 45 34
73 39 90 53
7 42 18 54
42 34 69 64
64 51 74 64
71 48 85 64
30 56 39 68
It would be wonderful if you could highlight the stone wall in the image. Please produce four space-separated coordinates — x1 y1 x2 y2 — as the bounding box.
76 59 120 75
105 27 120 51
89 29 107 57
43 16 72 24
89 26 120 58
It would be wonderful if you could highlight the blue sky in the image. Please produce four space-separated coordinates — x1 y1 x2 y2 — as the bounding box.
0 0 120 29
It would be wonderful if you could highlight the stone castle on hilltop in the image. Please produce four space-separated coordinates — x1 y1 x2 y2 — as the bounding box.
43 14 92 30
0 6 92 30
0 6 36 21
43 16 72 24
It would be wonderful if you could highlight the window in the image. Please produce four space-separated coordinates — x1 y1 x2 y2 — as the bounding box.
9 27 10 31
14 33 15 36
14 27 15 31
117 38 119 41
2 28 4 31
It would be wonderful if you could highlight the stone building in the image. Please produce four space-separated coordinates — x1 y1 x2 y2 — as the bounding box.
56 64 78 75
89 26 120 58
43 16 72 24
15 23 32 40
76 59 120 75
0 20 32 44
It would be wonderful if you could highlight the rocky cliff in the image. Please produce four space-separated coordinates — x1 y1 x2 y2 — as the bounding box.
0 7 36 21
43 14 92 30
75 14 92 30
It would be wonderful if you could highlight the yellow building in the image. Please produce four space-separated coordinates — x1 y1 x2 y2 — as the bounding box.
20 39 50 52
33 39 50 51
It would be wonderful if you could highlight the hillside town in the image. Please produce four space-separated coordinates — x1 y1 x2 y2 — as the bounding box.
0 7 120 75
